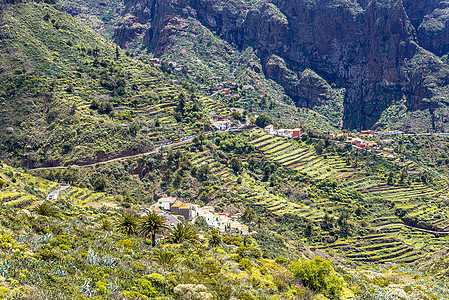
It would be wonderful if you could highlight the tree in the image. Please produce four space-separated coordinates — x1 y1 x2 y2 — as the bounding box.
243 235 252 247
115 46 120 60
198 131 206 144
197 164 210 180
248 156 257 170
209 229 222 248
387 172 394 185
92 176 108 192
231 110 244 122
255 115 272 128
153 249 178 269
115 213 138 235
242 207 256 223
34 202 58 217
255 216 265 228
264 162 277 177
314 140 325 154
138 212 169 247
289 256 344 299
230 157 243 174
167 223 200 245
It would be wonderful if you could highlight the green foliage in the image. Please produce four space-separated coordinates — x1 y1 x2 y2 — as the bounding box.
242 207 256 223
236 247 262 259
230 157 243 174
33 202 58 217
290 256 344 299
167 223 200 245
153 250 178 268
137 212 169 247
115 213 138 235
255 114 273 128
209 229 222 248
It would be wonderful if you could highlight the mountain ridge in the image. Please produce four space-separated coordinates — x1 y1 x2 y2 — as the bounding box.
64 0 449 131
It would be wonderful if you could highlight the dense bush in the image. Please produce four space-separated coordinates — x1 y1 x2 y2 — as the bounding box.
290 256 344 299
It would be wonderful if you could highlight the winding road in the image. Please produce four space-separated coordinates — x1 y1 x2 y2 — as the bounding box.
47 184 70 200
30 134 197 171
376 223 449 235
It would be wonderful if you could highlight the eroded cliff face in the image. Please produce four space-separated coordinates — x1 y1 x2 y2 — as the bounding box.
114 0 449 130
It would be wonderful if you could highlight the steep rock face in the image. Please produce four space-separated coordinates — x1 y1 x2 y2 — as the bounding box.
265 55 334 109
402 0 449 57
416 4 449 56
115 0 449 130
402 0 440 29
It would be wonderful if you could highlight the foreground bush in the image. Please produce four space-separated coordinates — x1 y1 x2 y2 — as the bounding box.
290 256 344 299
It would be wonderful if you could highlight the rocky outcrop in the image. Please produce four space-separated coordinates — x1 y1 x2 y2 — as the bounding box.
402 0 441 29
416 4 449 56
114 0 449 130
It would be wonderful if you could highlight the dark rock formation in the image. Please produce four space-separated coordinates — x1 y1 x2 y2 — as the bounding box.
114 0 449 130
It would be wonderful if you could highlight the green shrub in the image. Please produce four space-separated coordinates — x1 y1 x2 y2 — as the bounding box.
35 249 61 261
275 257 288 265
238 291 257 300
289 256 344 299
135 278 158 297
121 291 148 300
236 247 262 259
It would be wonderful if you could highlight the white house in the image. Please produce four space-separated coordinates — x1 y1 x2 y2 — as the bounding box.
264 125 276 135
276 129 293 138
157 196 177 211
212 120 232 131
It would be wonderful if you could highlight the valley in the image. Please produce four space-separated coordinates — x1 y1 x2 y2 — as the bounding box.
2 0 449 299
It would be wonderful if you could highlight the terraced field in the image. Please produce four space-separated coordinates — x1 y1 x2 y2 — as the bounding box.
319 232 425 264
251 131 353 180
249 130 449 264
0 163 113 209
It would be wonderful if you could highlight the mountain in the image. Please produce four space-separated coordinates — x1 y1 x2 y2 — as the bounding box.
60 0 449 132
3 1 449 298
0 0 234 168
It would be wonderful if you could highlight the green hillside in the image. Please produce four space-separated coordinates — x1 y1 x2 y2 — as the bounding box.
0 1 225 168
2 1 449 299
0 130 448 298
32 130 449 267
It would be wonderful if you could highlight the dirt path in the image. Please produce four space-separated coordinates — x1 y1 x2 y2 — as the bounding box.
30 136 196 171
377 223 449 235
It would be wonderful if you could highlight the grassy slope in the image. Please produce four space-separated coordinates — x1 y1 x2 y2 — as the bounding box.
0 2 221 168
57 0 340 132
29 130 449 268
0 156 448 299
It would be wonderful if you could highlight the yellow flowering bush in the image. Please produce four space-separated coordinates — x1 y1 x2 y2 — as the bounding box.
0 235 16 249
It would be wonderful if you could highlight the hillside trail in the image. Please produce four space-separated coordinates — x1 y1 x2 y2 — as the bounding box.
377 223 449 235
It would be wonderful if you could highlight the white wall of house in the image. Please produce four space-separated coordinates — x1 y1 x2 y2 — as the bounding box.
157 197 176 210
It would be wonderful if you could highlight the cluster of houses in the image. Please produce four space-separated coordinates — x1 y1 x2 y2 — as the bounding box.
150 196 249 235
350 138 377 148
359 130 403 137
148 58 182 71
264 125 301 138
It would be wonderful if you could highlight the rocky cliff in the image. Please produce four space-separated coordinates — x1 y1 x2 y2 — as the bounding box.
109 0 449 130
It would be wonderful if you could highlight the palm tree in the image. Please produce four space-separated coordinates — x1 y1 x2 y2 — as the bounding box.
99 218 112 231
242 207 255 223
167 223 200 245
243 234 252 247
138 212 169 247
114 213 138 235
153 249 178 269
34 202 58 217
255 216 265 228
209 229 221 248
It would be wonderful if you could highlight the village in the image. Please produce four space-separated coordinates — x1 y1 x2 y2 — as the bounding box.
146 196 249 236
